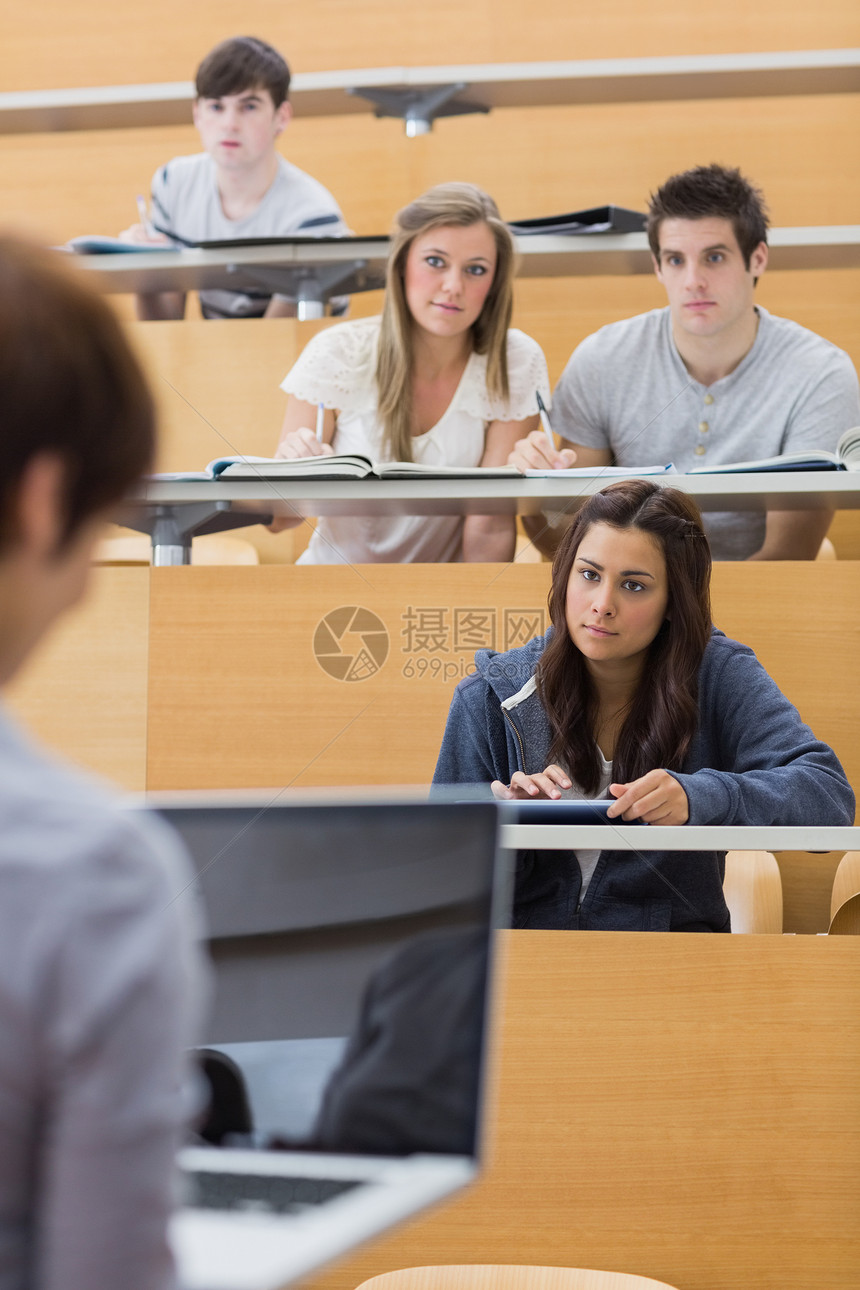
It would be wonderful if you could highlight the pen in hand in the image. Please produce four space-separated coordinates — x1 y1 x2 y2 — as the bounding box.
315 402 325 443
535 390 555 452
135 194 156 239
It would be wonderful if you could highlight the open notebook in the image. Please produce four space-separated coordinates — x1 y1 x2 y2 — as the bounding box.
142 795 510 1290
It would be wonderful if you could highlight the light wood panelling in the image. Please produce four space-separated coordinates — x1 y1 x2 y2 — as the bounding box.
828 511 860 559
299 931 860 1290
4 565 150 790
145 561 860 798
2 0 858 91
776 850 844 934
145 562 547 790
2 92 858 250
125 318 309 471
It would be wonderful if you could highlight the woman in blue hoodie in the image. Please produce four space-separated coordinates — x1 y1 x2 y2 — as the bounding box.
433 479 854 931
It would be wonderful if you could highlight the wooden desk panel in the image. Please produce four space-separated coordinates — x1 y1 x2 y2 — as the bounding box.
297 931 860 1290
146 561 860 795
126 318 312 473
145 562 547 790
4 565 150 790
3 0 858 92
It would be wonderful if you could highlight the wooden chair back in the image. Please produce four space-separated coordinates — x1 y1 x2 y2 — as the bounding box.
355 1266 681 1290
723 850 783 933
830 850 860 920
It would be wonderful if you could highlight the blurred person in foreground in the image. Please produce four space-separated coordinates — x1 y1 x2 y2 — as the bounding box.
0 236 207 1290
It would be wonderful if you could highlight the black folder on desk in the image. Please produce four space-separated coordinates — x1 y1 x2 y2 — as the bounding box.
507 205 646 236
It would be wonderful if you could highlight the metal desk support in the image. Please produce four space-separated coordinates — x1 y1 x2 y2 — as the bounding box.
119 500 274 566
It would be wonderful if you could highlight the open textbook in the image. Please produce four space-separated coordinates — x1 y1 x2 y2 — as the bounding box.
689 426 860 474
157 455 521 481
153 456 680 482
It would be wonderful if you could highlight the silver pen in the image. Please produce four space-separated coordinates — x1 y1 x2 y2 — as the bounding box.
535 390 555 451
135 194 156 238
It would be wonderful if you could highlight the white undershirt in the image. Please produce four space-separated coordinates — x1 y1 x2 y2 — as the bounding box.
559 751 614 896
500 676 614 897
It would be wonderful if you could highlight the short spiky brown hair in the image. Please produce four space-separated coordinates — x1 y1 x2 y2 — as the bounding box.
647 164 769 267
195 36 290 108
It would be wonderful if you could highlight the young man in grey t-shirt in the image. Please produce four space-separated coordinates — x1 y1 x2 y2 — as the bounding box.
511 164 860 560
120 36 348 319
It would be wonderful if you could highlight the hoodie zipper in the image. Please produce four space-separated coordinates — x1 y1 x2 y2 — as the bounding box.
501 707 527 770
503 703 591 918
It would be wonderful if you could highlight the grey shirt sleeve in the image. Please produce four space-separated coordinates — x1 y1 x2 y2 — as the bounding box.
781 347 860 454
35 815 207 1290
673 646 855 828
551 333 613 452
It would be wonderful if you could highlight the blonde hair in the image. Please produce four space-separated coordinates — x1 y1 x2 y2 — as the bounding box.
376 182 516 462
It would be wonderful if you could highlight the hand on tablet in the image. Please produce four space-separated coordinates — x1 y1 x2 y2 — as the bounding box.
607 770 689 825
491 765 571 800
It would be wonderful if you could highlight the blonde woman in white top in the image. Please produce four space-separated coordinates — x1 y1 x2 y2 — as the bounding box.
272 182 550 564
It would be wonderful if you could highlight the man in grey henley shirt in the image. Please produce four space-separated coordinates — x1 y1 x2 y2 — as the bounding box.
511 165 860 560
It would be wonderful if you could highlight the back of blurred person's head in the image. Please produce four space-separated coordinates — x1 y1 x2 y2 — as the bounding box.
0 235 156 556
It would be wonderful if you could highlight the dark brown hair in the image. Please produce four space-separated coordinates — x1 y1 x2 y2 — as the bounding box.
195 36 290 108
536 480 712 792
0 236 156 553
646 164 769 268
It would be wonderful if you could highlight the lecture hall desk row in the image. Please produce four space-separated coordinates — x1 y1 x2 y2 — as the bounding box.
7 559 859 934
9 561 857 1289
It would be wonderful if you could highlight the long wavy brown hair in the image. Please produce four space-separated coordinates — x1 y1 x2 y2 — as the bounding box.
376 183 516 462
536 480 713 792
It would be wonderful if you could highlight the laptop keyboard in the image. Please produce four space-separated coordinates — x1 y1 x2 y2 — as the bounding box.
185 1169 364 1215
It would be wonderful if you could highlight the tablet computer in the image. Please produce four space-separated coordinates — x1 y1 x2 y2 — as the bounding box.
509 799 642 825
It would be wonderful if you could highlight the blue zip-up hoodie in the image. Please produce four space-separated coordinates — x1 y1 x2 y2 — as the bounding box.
433 628 855 932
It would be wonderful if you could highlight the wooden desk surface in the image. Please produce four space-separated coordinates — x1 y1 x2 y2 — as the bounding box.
132 469 860 518
77 225 860 296
297 930 860 1290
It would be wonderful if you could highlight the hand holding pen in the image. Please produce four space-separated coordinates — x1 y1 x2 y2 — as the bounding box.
505 389 578 473
275 402 335 460
117 196 171 246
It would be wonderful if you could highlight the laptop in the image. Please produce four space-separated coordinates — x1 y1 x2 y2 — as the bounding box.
144 795 510 1290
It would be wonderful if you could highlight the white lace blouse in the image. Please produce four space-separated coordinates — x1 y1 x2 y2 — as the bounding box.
280 316 550 564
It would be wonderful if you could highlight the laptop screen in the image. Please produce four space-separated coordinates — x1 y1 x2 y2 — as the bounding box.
151 798 506 1161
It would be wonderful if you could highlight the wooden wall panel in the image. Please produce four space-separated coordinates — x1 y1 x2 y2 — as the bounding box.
4 565 150 790
2 93 858 251
297 932 860 1290
145 562 547 791
125 318 310 471
2 0 857 91
145 562 860 798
